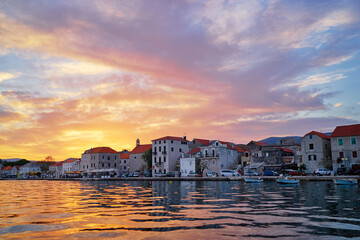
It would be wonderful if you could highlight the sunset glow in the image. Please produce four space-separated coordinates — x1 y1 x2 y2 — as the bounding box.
0 1 359 160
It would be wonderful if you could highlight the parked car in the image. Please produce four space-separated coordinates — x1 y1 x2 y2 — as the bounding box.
166 172 175 177
188 171 202 177
220 169 240 177
263 170 277 176
285 169 306 176
127 173 134 177
314 168 332 176
245 170 259 176
154 172 166 177
206 170 217 177
133 172 140 177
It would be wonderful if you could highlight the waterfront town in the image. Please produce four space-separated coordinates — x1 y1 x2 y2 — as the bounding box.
1 123 360 179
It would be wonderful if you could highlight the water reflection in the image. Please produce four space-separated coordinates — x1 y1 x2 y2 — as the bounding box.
0 180 359 239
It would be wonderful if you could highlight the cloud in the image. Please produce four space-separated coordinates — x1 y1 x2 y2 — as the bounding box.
0 72 17 82
0 0 359 160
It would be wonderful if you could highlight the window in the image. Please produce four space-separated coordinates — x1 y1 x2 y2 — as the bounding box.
338 139 343 146
265 152 269 157
190 161 192 166
120 160 122 164
179 148 182 152
164 169 166 174
108 156 110 160
308 155 317 161
115 156 117 159
351 138 356 145
309 135 313 139
353 151 358 158
171 140 173 143
102 156 105 159
171 147 174 152
114 163 116 167
124 166 126 170
164 141 166 143
102 163 104 167
159 146 161 151
108 163 110 167
159 157 161 163
339 152 344 158
245 152 249 157
325 144 328 150
309 144 314 150
164 157 166 162
134 156 137 159
212 160 215 166
124 160 126 164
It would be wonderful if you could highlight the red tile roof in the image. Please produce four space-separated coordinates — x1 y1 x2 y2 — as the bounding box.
234 146 245 153
2 166 12 170
188 148 201 154
131 144 152 154
282 148 294 153
152 136 189 142
50 162 63 167
120 153 130 159
331 124 360 137
193 138 211 146
84 147 118 154
254 141 266 146
305 131 330 139
63 158 79 163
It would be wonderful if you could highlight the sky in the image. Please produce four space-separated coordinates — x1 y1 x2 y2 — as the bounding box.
0 0 360 161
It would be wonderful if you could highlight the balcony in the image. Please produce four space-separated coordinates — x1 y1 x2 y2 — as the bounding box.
199 153 220 159
155 162 164 167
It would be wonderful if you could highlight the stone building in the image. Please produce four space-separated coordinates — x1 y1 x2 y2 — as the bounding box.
129 139 152 174
80 147 120 174
330 124 360 174
301 131 331 172
152 136 189 175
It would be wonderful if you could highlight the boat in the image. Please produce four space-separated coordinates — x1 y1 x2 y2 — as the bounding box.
276 178 299 184
333 179 358 185
244 178 263 183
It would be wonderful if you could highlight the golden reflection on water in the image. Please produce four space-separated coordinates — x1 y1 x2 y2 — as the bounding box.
0 180 359 239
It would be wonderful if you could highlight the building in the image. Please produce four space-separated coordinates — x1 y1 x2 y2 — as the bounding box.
49 162 63 178
188 138 211 151
330 124 360 174
129 139 152 174
62 158 81 175
1 166 13 178
180 148 201 176
119 152 130 174
198 140 241 176
19 162 41 177
152 136 189 175
301 131 331 172
80 147 120 175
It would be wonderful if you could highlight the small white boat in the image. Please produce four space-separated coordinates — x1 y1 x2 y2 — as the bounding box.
333 179 358 185
277 178 299 184
244 178 263 183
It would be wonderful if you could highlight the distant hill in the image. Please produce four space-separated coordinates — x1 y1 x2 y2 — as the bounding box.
260 132 332 145
259 136 302 145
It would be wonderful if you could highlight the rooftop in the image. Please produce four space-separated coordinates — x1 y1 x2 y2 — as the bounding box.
331 124 360 137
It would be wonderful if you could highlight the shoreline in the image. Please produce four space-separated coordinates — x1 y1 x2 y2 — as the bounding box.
1 175 359 181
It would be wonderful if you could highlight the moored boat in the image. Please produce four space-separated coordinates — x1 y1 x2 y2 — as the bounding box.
333 179 358 185
244 178 263 183
277 178 299 184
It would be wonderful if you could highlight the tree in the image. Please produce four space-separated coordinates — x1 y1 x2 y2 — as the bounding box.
299 164 306 171
142 149 152 171
3 159 29 167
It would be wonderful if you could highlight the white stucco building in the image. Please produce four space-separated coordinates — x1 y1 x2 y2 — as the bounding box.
152 136 189 175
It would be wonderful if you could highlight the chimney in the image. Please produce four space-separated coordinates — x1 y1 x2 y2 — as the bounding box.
183 136 186 140
136 138 140 147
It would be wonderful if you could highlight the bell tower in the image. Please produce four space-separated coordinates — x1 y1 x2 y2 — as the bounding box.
136 138 140 147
